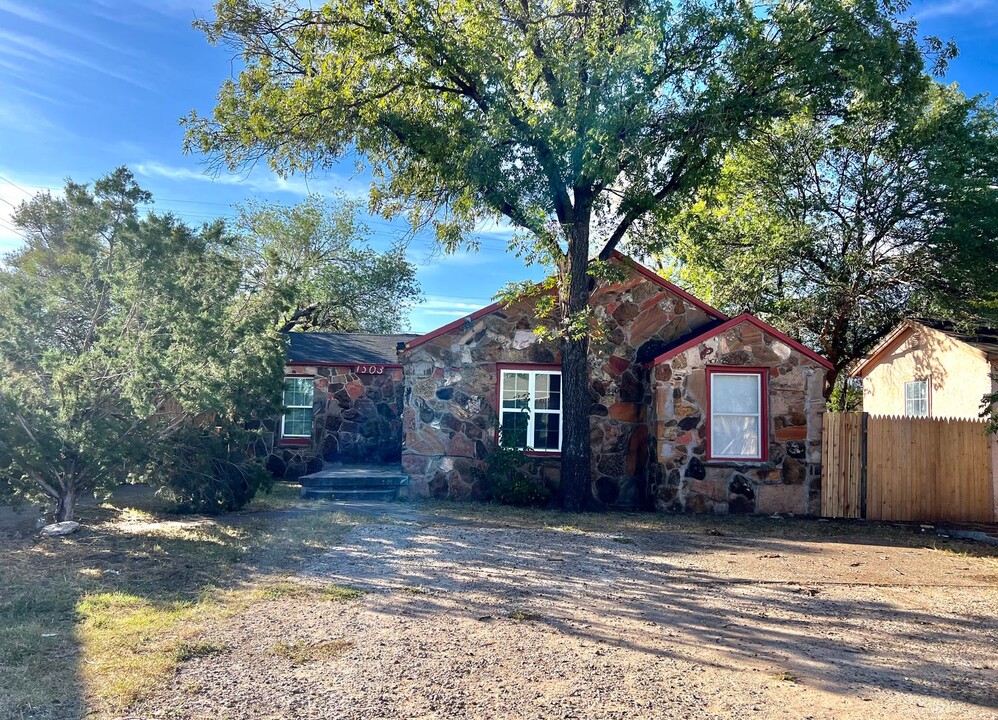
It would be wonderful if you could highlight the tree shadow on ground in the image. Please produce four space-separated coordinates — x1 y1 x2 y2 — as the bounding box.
0 490 362 720
303 516 998 712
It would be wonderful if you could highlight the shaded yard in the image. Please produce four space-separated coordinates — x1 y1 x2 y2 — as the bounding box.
2 490 997 719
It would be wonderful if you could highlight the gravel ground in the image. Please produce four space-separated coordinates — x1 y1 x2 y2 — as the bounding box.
131 510 998 720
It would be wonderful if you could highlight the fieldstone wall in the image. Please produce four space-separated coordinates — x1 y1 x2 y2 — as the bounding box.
648 320 826 516
400 260 717 506
267 364 405 479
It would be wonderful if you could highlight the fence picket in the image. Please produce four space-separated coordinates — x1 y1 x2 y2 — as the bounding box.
821 413 994 522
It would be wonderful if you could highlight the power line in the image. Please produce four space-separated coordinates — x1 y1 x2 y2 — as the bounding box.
0 172 32 197
0 219 29 242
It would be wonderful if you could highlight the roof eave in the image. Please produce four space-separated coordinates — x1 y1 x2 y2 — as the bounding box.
647 313 834 371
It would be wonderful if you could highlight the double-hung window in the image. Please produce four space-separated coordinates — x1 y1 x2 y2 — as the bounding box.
282 377 314 438
498 368 562 452
904 379 929 417
708 369 766 461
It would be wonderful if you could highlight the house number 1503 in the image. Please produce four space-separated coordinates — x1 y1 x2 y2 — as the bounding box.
356 365 385 374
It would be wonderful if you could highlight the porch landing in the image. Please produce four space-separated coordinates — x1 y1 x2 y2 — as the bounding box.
298 463 408 501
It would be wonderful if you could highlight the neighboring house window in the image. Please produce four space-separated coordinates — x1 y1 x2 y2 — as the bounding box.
708 368 767 461
498 368 562 452
904 379 929 417
282 377 314 438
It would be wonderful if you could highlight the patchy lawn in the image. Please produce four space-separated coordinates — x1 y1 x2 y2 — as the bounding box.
0 483 364 719
2 494 997 719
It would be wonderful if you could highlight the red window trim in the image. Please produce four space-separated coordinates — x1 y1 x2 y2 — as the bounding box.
494 363 563 457
705 366 769 462
279 375 315 447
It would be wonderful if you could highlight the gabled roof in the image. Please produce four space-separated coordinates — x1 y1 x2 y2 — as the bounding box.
285 332 418 365
914 318 998 356
850 318 998 377
404 252 727 350
647 313 834 371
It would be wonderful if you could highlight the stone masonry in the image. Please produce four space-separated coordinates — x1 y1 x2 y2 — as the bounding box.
267 364 406 480
400 257 719 506
648 319 827 516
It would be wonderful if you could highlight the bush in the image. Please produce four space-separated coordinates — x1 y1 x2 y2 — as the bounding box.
476 447 552 507
155 425 273 514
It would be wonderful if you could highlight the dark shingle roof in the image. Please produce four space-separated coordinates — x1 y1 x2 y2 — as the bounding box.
284 332 418 364
915 318 998 357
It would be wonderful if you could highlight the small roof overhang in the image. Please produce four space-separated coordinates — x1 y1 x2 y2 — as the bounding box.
646 313 834 371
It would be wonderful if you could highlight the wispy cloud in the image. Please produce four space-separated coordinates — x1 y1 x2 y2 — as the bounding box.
0 28 151 90
134 161 369 198
421 298 490 311
914 0 996 20
0 97 61 137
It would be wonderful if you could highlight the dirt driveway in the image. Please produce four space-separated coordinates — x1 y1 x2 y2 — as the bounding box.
135 506 998 720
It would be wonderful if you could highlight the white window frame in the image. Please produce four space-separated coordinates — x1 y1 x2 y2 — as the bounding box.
709 371 764 461
281 376 315 438
904 379 929 417
498 369 562 453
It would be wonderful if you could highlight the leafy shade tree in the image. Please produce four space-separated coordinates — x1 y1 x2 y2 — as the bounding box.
234 196 420 333
663 82 998 406
0 169 285 521
186 0 933 509
984 374 998 435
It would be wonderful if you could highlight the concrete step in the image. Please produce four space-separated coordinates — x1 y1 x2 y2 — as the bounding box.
300 474 408 489
300 487 402 502
298 464 408 501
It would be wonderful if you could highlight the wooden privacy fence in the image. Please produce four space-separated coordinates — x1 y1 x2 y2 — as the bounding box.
822 413 996 522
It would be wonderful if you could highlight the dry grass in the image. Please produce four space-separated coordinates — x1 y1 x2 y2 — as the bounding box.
419 499 998 557
0 493 363 720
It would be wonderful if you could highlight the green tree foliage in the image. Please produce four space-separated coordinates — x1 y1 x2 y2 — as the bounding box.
664 83 998 403
984 376 998 435
186 0 933 509
234 196 420 333
0 168 285 520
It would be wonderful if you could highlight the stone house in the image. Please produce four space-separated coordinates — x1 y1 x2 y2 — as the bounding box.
266 332 416 481
270 253 832 514
851 318 998 419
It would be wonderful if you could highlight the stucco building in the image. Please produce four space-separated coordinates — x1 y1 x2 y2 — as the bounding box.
851 319 998 419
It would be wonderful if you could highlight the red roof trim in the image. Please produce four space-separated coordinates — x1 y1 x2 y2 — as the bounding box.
405 253 726 351
647 313 834 371
404 300 505 350
285 361 403 369
609 251 727 321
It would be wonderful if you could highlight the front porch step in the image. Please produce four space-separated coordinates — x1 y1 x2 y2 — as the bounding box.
298 463 408 501
300 487 402 502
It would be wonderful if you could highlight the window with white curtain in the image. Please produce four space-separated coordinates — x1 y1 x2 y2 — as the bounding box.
709 371 764 460
282 377 314 438
498 369 562 452
904 379 929 417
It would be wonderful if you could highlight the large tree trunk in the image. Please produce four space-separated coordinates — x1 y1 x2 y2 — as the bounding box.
559 224 594 512
54 483 75 522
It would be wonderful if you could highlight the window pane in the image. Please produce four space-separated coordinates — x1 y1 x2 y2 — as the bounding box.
905 381 928 417
500 411 529 449
284 377 314 408
533 412 561 451
501 372 529 409
712 415 759 457
535 373 561 410
284 408 313 437
712 374 760 414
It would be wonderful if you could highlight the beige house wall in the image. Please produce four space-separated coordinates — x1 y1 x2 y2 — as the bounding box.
860 324 993 419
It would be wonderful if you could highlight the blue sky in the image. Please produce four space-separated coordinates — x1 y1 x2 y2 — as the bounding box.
1 0 996 333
